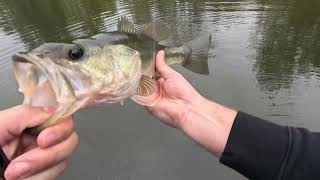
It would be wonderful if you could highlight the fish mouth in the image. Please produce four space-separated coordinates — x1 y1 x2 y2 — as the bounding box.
12 53 73 108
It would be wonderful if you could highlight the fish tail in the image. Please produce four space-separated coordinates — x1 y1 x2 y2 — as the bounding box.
181 33 212 75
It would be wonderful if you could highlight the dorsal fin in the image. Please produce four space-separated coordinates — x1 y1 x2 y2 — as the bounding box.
142 21 172 42
91 32 129 45
117 17 139 35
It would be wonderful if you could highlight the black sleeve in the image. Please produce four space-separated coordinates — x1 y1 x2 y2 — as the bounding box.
220 111 320 180
0 147 9 179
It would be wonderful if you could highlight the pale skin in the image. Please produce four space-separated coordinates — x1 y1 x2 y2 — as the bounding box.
147 51 238 157
0 105 78 180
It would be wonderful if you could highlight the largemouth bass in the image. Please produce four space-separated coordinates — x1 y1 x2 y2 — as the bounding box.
12 17 211 133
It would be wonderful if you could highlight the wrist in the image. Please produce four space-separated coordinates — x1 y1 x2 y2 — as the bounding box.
179 97 237 157
175 95 207 129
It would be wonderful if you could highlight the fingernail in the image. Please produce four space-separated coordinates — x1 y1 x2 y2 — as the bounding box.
159 50 164 56
7 162 30 179
42 106 56 113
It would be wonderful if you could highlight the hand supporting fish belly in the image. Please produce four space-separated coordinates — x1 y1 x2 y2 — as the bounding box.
12 17 212 134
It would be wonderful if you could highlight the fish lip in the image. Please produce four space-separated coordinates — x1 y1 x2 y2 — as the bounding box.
12 52 62 107
13 53 48 73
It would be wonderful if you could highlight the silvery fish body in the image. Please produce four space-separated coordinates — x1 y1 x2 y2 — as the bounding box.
12 17 211 133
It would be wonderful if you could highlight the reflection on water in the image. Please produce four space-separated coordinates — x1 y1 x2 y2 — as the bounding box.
253 0 320 92
0 0 320 179
0 0 119 47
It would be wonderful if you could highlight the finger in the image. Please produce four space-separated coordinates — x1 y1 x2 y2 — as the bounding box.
0 105 54 145
5 132 79 180
158 77 165 86
22 160 67 180
156 50 176 79
37 116 74 148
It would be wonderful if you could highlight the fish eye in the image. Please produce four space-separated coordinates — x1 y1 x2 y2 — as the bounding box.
68 46 84 61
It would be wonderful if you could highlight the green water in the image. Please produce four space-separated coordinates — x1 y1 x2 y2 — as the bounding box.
0 0 319 179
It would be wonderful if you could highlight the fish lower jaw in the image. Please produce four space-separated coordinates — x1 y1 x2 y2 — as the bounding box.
13 54 65 108
19 79 59 108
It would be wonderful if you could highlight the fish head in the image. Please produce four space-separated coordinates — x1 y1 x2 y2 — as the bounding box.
12 41 142 112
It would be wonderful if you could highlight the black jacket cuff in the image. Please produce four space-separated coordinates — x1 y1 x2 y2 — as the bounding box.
219 111 289 180
0 147 10 179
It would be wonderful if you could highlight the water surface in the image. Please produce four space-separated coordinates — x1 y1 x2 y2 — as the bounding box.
0 0 319 179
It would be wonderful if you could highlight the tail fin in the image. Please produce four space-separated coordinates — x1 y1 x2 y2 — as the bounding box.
182 33 212 75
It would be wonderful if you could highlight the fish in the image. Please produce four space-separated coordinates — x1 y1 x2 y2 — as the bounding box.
12 17 212 134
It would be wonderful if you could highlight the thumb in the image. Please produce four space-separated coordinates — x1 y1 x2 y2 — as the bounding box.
0 105 53 144
156 50 176 79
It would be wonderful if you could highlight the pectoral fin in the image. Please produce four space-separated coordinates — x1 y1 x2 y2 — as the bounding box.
136 75 157 96
131 75 159 106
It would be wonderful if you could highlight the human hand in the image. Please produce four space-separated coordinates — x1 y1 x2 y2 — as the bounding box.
0 105 79 180
147 51 206 128
148 51 237 157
